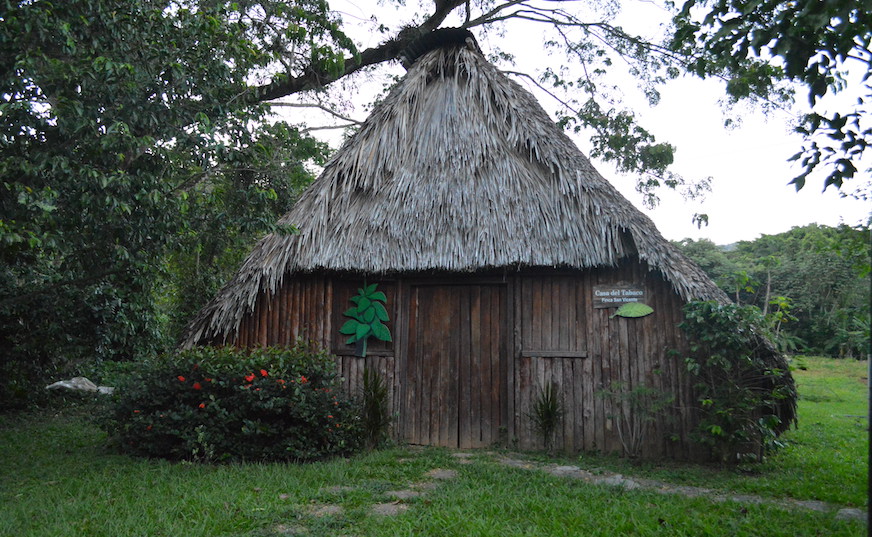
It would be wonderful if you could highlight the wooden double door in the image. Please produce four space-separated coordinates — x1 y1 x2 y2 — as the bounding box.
402 283 508 448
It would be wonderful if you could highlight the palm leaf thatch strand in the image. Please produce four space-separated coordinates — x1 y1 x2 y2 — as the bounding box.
182 44 728 348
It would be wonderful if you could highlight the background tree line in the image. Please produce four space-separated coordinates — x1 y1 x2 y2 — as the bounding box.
675 223 870 358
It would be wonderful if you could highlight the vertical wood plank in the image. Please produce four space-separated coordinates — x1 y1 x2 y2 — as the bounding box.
392 279 405 442
444 288 459 448
480 285 494 447
578 271 591 451
510 275 521 446
555 277 568 351
467 286 481 447
521 278 532 351
277 281 288 346
500 279 510 447
562 357 575 452
405 286 419 444
517 356 530 449
541 278 552 351
257 292 268 346
594 270 608 453
532 278 543 351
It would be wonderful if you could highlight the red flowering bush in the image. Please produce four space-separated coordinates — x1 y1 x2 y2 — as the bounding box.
99 342 363 462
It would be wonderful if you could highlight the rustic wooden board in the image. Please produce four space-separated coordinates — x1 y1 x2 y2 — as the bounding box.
226 265 699 459
401 283 506 448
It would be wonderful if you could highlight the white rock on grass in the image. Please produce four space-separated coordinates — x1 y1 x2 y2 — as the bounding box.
46 377 114 395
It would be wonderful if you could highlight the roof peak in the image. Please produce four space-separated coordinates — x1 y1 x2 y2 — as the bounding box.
399 27 479 70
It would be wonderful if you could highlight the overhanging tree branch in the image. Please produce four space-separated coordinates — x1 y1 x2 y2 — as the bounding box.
269 101 363 126
249 0 468 103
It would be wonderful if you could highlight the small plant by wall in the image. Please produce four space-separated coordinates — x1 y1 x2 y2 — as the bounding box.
99 342 363 462
680 301 796 463
597 382 673 459
528 382 564 456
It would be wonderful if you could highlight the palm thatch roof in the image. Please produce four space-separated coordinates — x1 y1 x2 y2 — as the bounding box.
183 36 729 347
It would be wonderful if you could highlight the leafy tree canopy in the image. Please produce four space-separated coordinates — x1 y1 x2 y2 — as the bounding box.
676 224 870 357
669 0 871 194
1 0 336 405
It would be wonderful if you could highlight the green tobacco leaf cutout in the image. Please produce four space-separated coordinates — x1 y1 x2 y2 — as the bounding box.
341 283 393 355
355 323 371 339
611 302 654 319
371 321 392 342
339 320 360 335
373 301 389 322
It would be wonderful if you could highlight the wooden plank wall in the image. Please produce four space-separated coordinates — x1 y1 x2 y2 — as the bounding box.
227 264 696 459
335 353 398 429
514 262 694 459
232 275 331 348
401 284 507 448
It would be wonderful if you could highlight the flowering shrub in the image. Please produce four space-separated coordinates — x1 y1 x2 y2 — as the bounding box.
100 343 363 462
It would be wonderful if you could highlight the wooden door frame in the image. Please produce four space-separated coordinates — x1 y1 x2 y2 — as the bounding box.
397 277 514 448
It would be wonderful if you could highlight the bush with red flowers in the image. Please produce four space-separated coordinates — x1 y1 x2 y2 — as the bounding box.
99 342 363 462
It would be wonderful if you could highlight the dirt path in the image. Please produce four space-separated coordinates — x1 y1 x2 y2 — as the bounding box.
495 455 866 523
272 451 866 534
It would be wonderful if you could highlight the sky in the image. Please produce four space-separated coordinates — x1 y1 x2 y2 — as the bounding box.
287 1 870 246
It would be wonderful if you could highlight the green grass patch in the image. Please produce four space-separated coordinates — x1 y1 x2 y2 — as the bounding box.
548 355 869 507
0 355 867 537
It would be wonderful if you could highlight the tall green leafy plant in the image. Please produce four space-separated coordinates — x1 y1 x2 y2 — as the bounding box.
1 0 350 407
339 284 392 357
680 301 795 463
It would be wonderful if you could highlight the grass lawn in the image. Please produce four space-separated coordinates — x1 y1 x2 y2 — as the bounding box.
544 355 870 508
0 356 867 537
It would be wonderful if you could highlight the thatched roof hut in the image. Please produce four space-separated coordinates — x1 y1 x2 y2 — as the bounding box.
183 30 795 458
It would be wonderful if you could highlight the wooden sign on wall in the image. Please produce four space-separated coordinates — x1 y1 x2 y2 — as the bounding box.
592 284 646 309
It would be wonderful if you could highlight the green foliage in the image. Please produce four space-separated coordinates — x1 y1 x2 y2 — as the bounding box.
675 224 871 358
541 40 711 211
160 122 328 343
680 301 795 462
360 367 392 449
0 0 344 406
674 238 738 283
339 283 392 357
669 0 871 192
99 343 363 462
528 382 564 455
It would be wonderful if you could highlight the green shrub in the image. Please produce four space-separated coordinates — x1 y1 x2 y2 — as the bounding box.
680 301 796 463
99 343 363 462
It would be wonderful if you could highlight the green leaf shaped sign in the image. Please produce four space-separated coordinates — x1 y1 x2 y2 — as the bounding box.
610 302 654 319
342 283 392 356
